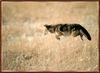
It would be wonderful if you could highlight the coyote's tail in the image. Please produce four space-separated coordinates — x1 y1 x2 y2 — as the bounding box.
80 25 91 40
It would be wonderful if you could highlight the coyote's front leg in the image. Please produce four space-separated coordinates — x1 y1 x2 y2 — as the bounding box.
56 35 60 40
55 33 63 40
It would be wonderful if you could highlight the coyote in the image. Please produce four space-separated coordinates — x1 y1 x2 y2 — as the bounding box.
44 24 91 41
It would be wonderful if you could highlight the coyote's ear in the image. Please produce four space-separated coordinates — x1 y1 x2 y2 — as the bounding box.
44 24 51 29
44 24 48 28
44 24 47 27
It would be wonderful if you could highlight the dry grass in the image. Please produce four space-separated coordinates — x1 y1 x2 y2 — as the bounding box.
1 1 99 72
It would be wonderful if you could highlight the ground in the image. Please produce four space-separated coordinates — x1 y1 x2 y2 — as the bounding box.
1 1 99 72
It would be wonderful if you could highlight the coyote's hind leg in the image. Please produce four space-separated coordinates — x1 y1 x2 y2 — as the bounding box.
80 33 83 40
79 30 84 41
72 30 79 37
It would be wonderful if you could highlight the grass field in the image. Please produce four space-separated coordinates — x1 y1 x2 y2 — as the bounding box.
1 1 99 72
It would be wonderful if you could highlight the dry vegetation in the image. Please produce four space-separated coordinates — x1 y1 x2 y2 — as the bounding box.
1 1 99 72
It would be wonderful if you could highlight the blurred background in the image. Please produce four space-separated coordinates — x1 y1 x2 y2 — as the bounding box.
1 1 99 72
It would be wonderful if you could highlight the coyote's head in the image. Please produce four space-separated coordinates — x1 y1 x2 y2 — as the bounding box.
44 24 55 33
